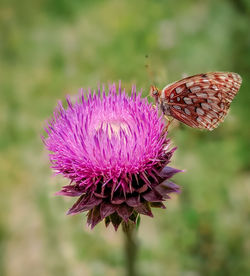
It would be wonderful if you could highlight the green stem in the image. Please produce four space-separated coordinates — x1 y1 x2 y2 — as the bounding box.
122 221 138 276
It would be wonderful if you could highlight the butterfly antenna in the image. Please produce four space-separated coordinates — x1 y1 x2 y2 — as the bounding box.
145 54 157 98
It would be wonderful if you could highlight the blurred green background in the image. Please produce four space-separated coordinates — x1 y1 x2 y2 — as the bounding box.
1 0 250 275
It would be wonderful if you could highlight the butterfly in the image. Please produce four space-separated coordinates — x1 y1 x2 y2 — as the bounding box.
150 72 242 130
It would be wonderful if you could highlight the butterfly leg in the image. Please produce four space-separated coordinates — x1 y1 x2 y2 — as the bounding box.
163 116 173 133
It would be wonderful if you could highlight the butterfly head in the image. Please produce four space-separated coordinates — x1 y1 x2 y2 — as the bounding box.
150 86 161 100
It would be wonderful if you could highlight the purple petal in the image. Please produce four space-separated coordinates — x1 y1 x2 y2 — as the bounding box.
126 195 141 207
160 180 181 193
94 192 108 199
87 209 93 226
116 204 133 222
87 206 102 229
67 195 102 215
111 196 125 205
100 202 116 219
105 216 111 227
150 202 166 209
159 166 183 179
128 212 138 223
142 189 163 202
135 203 153 217
55 185 84 197
136 184 148 193
154 185 171 199
110 213 122 231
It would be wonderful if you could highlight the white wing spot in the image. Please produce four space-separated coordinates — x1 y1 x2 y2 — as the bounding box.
183 97 192 104
176 87 183 94
204 117 212 124
177 97 180 101
217 93 222 99
196 108 205 115
208 110 219 118
232 74 239 81
201 103 211 110
184 108 191 115
196 117 203 123
196 93 208 98
233 84 240 90
210 103 221 111
186 81 194 88
190 86 201 93
170 93 175 98
207 91 216 96
173 105 181 110
212 85 218 90
219 76 226 81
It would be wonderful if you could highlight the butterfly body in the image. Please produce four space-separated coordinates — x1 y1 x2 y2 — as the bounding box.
150 72 242 131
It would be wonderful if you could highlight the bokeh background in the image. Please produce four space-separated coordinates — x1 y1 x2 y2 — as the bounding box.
1 0 250 275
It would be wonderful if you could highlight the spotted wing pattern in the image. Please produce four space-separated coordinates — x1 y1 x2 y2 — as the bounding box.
161 72 242 130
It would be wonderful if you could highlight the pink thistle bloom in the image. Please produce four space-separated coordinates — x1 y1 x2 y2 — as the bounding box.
43 83 181 230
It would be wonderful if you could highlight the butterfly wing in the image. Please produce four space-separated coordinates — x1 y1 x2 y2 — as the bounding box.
160 72 242 130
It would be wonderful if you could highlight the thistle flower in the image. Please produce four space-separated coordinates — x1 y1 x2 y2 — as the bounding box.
43 83 181 230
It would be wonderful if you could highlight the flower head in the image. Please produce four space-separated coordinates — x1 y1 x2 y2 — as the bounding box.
44 83 181 230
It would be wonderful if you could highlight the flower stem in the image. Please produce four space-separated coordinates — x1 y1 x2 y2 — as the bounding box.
122 221 138 276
